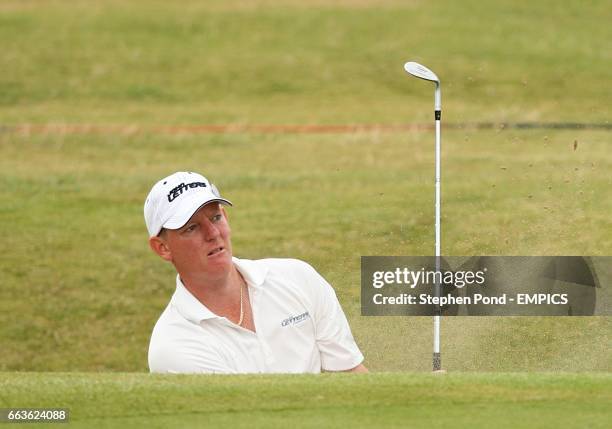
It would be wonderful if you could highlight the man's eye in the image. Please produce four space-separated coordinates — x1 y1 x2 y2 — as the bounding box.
212 214 223 222
185 224 197 232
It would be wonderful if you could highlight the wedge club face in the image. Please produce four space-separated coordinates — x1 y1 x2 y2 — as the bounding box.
404 61 441 112
404 61 439 83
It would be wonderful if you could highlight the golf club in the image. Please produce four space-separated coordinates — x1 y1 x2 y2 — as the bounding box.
403 61 443 372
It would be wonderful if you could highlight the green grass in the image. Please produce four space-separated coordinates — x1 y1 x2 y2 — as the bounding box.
0 0 610 375
0 0 610 124
1 372 610 428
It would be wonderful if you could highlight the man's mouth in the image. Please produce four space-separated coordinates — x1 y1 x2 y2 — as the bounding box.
208 247 224 257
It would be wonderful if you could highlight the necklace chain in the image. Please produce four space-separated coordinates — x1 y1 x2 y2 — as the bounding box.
237 278 244 326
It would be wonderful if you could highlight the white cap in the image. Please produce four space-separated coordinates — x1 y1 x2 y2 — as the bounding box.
144 171 232 237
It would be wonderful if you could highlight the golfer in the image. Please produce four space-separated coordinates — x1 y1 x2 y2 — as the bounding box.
144 171 367 374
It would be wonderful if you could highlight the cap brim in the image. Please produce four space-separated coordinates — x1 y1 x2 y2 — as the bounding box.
162 192 232 231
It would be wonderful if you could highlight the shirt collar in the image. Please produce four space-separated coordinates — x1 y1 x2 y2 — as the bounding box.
232 256 268 289
171 276 218 323
170 257 269 324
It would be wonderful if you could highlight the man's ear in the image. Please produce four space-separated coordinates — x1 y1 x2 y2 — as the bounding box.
149 236 173 262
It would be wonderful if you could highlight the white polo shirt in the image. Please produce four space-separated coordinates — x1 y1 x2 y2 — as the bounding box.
148 257 364 374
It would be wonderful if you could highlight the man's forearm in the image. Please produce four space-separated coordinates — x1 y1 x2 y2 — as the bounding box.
346 363 368 373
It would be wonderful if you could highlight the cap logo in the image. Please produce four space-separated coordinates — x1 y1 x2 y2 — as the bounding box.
167 181 207 202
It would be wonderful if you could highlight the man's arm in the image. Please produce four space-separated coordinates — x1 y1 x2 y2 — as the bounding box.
324 363 369 373
345 363 369 373
304 264 366 372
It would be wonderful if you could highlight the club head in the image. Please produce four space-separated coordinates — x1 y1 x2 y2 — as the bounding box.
404 61 439 83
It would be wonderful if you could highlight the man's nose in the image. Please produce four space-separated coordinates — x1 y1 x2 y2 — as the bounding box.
202 220 220 240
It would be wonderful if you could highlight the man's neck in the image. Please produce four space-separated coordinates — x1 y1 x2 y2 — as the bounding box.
180 265 243 311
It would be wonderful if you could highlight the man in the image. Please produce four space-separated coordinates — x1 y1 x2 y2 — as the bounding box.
144 171 367 373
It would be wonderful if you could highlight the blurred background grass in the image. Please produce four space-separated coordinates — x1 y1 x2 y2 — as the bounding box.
1 0 610 124
0 0 610 372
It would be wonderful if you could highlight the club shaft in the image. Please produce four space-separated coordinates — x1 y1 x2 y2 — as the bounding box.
433 83 442 371
435 116 441 259
433 115 441 368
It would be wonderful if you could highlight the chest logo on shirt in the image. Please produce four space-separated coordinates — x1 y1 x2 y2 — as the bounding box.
281 311 310 327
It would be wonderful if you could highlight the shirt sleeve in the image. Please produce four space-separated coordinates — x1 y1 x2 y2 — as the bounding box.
304 263 365 371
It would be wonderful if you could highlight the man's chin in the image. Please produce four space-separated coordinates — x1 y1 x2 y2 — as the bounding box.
206 249 233 268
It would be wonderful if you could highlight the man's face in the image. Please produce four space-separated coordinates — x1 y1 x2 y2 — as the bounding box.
153 203 233 283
